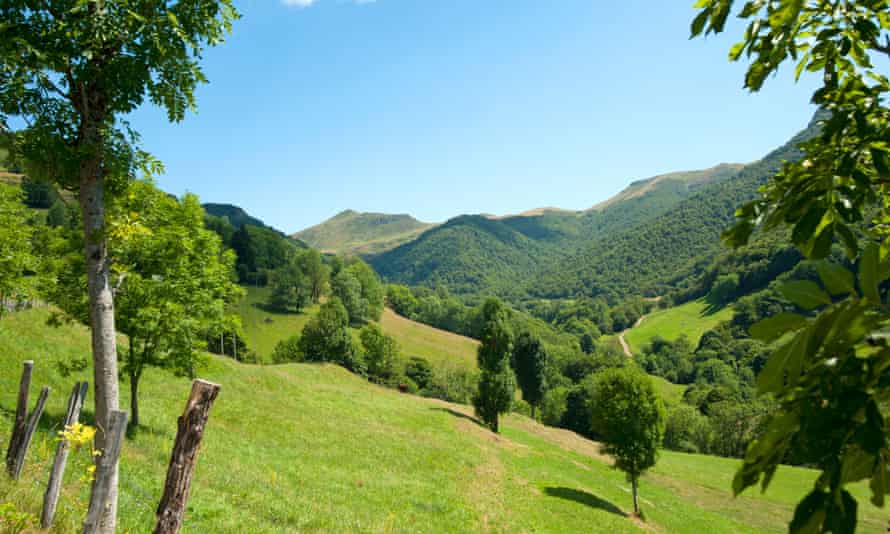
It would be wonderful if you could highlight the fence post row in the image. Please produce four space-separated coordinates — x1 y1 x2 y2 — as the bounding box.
82 410 128 534
42 381 89 528
153 379 221 534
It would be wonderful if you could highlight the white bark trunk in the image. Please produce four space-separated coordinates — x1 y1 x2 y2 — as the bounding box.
80 162 120 533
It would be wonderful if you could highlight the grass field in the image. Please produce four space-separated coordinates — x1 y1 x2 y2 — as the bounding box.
236 287 477 370
1 309 887 533
624 299 734 354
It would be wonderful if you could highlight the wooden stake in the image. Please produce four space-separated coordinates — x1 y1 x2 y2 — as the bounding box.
83 410 128 534
5 361 33 476
42 381 89 528
153 380 221 534
10 385 49 480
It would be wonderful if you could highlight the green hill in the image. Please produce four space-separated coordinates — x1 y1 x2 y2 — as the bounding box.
623 299 735 355
294 210 435 256
1 309 886 533
369 162 747 301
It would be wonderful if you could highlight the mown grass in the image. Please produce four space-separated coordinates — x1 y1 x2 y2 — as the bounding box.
1 309 887 533
233 286 320 361
624 299 734 354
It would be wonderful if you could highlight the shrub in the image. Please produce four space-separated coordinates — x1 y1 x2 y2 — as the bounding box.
272 335 303 363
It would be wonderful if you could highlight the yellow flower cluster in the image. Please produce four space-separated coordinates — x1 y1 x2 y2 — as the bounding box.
58 423 101 482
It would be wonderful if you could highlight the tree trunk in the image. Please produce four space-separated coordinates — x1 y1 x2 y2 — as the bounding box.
530 405 536 420
79 143 120 533
631 476 639 516
83 411 127 534
492 414 499 434
130 372 140 428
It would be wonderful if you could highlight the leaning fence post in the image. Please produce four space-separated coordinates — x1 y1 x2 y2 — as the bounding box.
153 380 221 534
42 381 89 528
10 385 50 480
5 360 34 477
82 410 128 534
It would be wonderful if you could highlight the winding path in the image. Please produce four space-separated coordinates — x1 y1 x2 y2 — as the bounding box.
616 297 661 357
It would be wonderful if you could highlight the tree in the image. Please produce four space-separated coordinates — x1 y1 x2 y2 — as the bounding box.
0 184 35 317
48 181 242 428
591 367 665 517
46 200 68 228
267 256 312 313
359 323 400 383
512 332 548 419
331 269 366 323
473 298 515 433
0 2 238 527
693 2 890 529
271 334 302 364
296 249 329 303
298 297 363 373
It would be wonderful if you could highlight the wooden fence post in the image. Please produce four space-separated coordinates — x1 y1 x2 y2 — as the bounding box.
9 386 50 480
42 381 89 528
5 360 33 476
153 380 221 534
83 410 128 534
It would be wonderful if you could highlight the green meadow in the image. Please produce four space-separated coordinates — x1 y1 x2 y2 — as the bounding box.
624 299 734 355
1 309 886 533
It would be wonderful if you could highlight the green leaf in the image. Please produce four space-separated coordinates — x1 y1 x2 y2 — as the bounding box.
859 243 880 303
750 313 807 342
789 490 827 534
690 9 710 37
757 329 809 394
779 280 832 310
816 261 855 296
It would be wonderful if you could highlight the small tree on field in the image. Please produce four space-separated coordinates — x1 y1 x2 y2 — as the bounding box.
591 367 665 517
359 323 400 383
512 332 548 419
298 297 363 373
47 181 243 428
473 298 515 433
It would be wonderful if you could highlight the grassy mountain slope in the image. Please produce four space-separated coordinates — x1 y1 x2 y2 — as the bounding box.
294 210 435 256
370 163 747 300
1 309 885 533
236 287 477 370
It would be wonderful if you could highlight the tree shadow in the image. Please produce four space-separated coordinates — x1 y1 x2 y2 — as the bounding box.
543 487 627 517
701 298 729 316
428 407 486 429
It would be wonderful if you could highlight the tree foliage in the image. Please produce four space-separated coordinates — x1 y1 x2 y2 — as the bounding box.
0 184 35 316
693 1 890 531
359 323 400 383
512 332 548 419
473 298 515 433
298 297 363 373
591 367 665 516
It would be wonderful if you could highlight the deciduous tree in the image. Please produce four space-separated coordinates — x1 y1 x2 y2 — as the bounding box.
693 2 890 529
473 298 515 433
0 184 35 317
591 367 665 517
0 2 238 527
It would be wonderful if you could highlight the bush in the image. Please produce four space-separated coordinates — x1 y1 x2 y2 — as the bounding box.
272 335 303 363
540 386 569 426
512 398 531 417
405 356 433 390
422 367 478 404
663 404 711 453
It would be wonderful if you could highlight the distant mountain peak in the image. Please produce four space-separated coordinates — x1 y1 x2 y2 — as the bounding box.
293 210 435 256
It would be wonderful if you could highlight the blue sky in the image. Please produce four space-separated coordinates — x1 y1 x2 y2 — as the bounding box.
130 0 819 233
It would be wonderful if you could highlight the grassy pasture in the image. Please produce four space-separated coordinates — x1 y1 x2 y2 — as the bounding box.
624 298 734 354
0 309 887 533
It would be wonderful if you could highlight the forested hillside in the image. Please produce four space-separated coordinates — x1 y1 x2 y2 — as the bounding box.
370 115 821 305
294 209 434 255
370 162 748 301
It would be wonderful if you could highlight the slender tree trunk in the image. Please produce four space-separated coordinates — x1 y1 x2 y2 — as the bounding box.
79 128 120 533
530 405 536 420
130 372 140 428
631 476 639 516
492 414 499 434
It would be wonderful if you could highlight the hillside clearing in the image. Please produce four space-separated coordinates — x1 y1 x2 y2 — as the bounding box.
0 309 886 533
624 299 734 354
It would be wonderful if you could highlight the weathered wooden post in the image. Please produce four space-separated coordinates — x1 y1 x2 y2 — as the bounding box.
83 410 128 534
5 360 33 476
42 381 89 528
153 380 221 534
10 385 50 480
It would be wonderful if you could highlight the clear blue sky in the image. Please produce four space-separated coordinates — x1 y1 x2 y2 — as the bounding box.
130 0 819 233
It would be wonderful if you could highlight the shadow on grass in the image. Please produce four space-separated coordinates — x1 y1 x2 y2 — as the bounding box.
701 298 730 316
429 407 486 429
543 487 627 517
